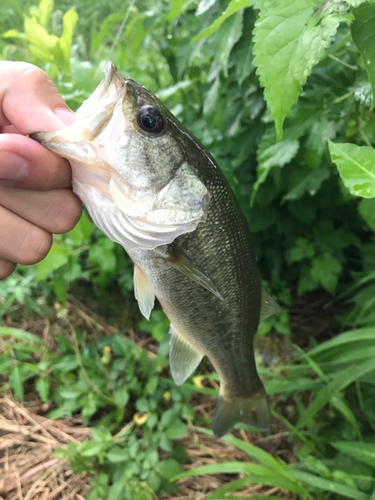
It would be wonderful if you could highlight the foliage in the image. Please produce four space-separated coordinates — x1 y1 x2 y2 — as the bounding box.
1 0 375 499
0 321 191 500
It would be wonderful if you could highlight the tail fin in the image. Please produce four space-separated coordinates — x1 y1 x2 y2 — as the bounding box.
211 384 271 438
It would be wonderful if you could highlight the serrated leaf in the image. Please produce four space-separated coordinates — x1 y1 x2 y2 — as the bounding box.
359 198 375 230
310 253 342 294
253 1 342 140
191 0 250 43
328 141 375 198
352 3 375 107
288 238 315 263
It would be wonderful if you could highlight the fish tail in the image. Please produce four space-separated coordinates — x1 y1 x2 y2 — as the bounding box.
211 383 271 438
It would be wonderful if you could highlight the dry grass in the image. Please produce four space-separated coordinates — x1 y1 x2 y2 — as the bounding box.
1 298 299 500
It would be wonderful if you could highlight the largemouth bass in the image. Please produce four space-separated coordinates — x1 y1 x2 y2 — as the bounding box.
31 62 280 437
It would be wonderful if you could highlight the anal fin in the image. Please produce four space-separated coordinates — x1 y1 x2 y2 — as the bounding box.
164 246 223 301
134 265 155 320
260 286 282 322
169 324 203 385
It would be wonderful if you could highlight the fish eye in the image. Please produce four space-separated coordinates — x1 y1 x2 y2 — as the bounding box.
137 105 164 135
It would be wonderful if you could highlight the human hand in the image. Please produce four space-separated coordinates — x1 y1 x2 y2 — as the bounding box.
0 62 82 280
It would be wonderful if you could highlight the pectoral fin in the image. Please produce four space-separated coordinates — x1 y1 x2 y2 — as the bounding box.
260 286 282 322
164 246 223 301
169 325 203 385
134 265 155 320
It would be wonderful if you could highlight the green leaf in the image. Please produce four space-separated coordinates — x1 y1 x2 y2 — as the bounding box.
36 377 49 403
297 358 375 428
37 0 53 26
331 441 375 467
359 198 375 230
352 3 375 108
10 366 23 401
254 129 299 190
36 245 69 281
107 446 128 463
214 10 244 77
58 7 78 72
253 1 342 140
290 469 369 500
196 0 217 16
2 29 26 40
288 238 315 263
310 253 342 294
328 141 375 198
157 458 183 480
191 0 250 43
165 420 188 439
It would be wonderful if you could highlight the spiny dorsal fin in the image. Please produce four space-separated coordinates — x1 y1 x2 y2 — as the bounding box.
260 286 282 322
134 265 155 320
164 246 223 301
169 324 203 385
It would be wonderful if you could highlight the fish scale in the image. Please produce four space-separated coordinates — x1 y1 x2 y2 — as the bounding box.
31 61 280 437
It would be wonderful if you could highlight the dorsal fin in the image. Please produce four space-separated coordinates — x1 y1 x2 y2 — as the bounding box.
169 324 203 385
134 265 155 320
260 286 282 322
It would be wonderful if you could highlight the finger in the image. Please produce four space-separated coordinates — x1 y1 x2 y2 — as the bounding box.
0 205 52 265
0 258 16 280
0 186 82 233
0 61 75 134
0 134 72 189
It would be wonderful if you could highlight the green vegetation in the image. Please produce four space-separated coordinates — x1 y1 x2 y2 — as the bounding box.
1 0 375 499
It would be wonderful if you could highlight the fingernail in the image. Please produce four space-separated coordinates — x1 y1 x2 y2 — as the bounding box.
54 108 76 126
0 150 29 184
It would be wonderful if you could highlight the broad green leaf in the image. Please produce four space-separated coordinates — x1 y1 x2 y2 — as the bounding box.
58 7 78 72
290 469 369 500
167 0 192 22
328 141 375 198
254 129 299 191
310 253 342 294
2 29 26 40
191 0 250 43
253 1 342 140
212 9 244 76
36 377 49 403
352 3 375 107
331 441 375 467
283 166 330 202
288 238 315 263
359 198 375 231
36 244 69 280
157 458 183 480
10 366 23 401
37 0 53 26
24 16 59 63
196 0 217 16
107 446 128 463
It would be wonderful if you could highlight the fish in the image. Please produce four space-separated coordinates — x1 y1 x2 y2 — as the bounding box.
31 61 281 437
